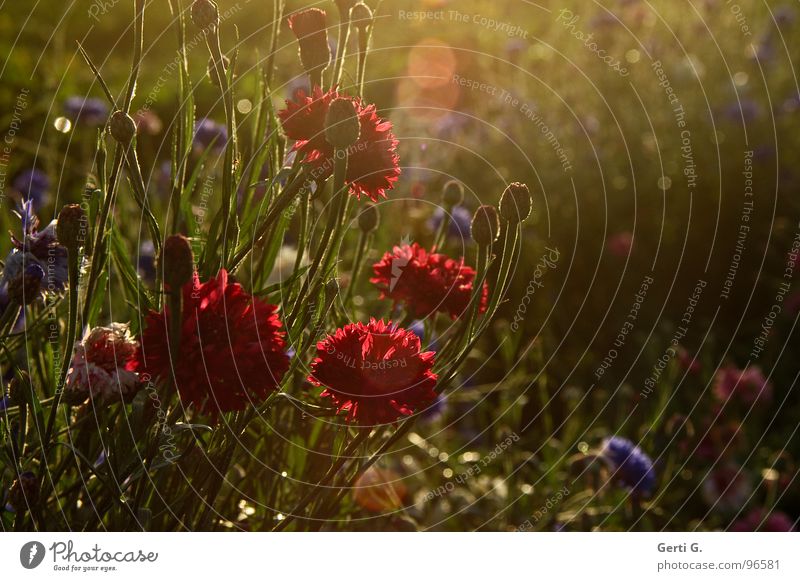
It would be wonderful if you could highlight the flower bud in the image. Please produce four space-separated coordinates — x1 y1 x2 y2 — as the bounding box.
324 278 340 305
442 180 464 207
8 371 30 407
287 9 331 80
325 97 361 149
351 2 373 29
471 205 499 247
109 110 137 144
160 235 194 291
499 182 532 224
8 264 45 306
56 204 88 252
207 55 230 87
358 204 380 232
8 471 39 512
191 0 219 30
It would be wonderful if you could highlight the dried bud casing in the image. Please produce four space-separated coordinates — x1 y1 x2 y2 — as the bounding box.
499 182 532 223
287 9 331 79
56 204 88 251
358 204 380 232
191 0 219 30
471 205 500 247
325 97 361 149
351 2 373 28
160 235 194 291
442 180 464 207
109 111 137 144
8 264 45 306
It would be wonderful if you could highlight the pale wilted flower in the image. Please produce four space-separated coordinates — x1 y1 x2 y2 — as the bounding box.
64 323 140 404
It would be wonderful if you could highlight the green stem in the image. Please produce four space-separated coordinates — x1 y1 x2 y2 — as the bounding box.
40 253 80 492
290 153 348 323
331 13 351 89
123 146 162 258
265 0 285 87
273 427 371 531
432 203 453 251
204 28 238 271
308 420 414 528
229 171 306 273
356 25 371 97
343 230 369 305
82 147 124 324
0 303 21 337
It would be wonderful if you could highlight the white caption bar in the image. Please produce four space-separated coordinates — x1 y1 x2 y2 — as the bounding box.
1 532 798 579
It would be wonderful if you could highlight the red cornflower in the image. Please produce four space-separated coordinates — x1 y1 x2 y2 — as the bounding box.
371 242 488 319
134 270 289 416
713 364 772 406
278 86 400 201
308 319 437 424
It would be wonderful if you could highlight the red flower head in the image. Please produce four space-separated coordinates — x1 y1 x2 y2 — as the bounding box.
713 365 772 406
134 270 289 416
278 87 400 201
371 242 488 319
607 231 633 257
308 319 437 424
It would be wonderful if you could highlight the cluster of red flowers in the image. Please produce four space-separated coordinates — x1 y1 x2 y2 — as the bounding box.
134 270 290 415
278 86 400 201
130 265 466 424
371 242 488 319
115 46 490 424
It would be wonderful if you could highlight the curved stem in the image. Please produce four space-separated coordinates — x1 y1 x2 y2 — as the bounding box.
343 230 369 305
308 420 414 528
204 28 238 271
289 152 348 323
40 253 80 494
331 14 351 89
273 427 370 531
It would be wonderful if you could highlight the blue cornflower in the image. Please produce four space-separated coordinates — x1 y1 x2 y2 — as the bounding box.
428 205 472 241
774 5 796 27
64 96 109 126
408 319 441 353
137 241 156 284
601 436 656 496
1 202 68 293
723 98 761 123
12 169 50 210
420 392 447 422
193 118 228 152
